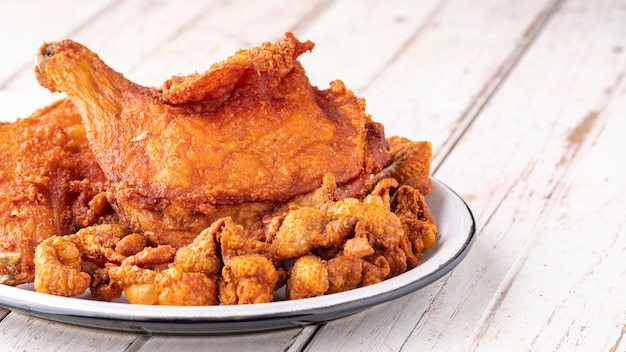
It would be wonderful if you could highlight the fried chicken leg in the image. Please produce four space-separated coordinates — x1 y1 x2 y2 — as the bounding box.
35 33 388 245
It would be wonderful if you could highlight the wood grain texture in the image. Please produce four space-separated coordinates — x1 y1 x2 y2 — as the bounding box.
302 0 561 349
432 0 626 350
142 326 316 352
362 0 563 162
296 0 444 92
0 311 138 351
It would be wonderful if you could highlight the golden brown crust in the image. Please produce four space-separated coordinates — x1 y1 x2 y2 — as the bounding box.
372 136 433 195
36 34 383 207
0 99 110 285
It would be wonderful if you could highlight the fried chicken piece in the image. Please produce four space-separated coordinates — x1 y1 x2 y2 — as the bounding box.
375 246 408 278
174 225 221 277
372 137 433 195
267 207 325 260
266 206 356 261
326 178 405 251
218 254 278 305
108 238 220 305
212 217 266 264
34 235 91 296
106 265 158 304
0 99 111 286
120 245 177 268
392 185 438 265
69 223 130 266
86 265 123 301
114 233 148 257
342 236 374 258
326 255 363 294
35 33 389 245
108 265 218 305
154 267 219 306
361 256 392 287
33 224 135 298
286 254 329 300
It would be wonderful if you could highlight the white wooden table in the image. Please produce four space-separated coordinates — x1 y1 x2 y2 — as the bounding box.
1 0 625 351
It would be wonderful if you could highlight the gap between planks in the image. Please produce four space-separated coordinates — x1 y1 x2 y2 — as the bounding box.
432 0 565 173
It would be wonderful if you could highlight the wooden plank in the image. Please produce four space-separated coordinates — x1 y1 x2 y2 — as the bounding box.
296 0 445 92
302 0 560 349
361 0 562 164
405 0 626 350
0 312 138 351
463 88 626 349
462 25 626 351
142 326 316 352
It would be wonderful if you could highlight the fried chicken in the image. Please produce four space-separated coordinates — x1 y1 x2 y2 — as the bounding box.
34 235 90 296
16 34 439 304
265 173 437 298
108 264 219 306
0 99 111 286
105 229 221 305
372 137 433 195
218 254 279 305
286 254 329 300
35 33 389 246
34 223 130 297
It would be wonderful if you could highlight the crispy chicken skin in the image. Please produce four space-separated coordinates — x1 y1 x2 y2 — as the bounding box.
34 223 129 297
218 254 278 305
286 254 329 300
0 99 110 285
372 136 433 195
35 33 388 243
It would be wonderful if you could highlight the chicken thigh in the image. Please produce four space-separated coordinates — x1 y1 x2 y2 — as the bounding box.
35 33 388 245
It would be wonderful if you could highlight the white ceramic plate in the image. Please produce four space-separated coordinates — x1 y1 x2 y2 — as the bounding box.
0 177 475 335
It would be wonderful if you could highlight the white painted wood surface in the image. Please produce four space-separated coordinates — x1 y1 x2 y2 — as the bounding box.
1 0 625 351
